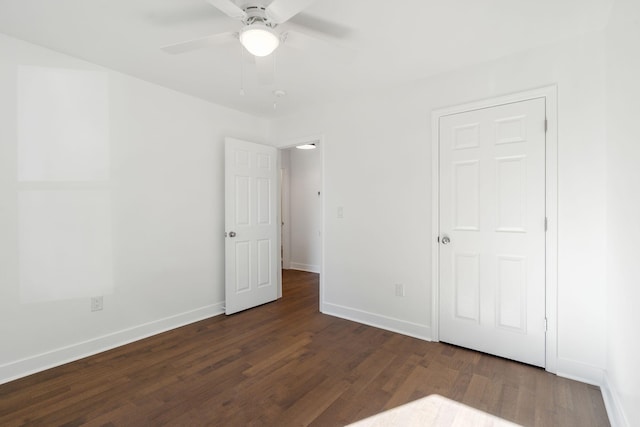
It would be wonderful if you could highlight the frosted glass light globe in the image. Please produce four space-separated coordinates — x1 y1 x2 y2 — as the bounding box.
240 24 280 57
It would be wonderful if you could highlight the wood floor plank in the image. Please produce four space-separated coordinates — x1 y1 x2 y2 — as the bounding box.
0 270 610 426
278 377 351 426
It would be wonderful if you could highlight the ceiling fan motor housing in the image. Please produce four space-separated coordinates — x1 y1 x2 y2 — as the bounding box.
242 5 276 28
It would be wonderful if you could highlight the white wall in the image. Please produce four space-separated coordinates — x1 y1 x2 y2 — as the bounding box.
0 33 269 383
604 0 640 425
271 32 608 382
287 146 322 273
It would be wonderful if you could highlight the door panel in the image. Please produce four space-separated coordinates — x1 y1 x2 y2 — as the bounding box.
453 252 480 322
439 98 546 367
225 138 278 315
453 160 479 230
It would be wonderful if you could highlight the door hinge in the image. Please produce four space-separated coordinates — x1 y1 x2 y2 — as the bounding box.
544 217 548 232
544 118 548 132
544 318 548 332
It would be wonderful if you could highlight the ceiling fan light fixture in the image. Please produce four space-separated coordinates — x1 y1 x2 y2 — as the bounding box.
296 143 316 150
239 24 280 57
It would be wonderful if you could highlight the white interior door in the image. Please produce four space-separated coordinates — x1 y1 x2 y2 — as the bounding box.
438 98 546 367
225 137 279 315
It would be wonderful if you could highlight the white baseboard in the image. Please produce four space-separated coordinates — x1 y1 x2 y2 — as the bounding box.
556 358 625 426
556 357 605 386
289 262 320 273
0 302 225 385
322 302 432 341
601 373 630 427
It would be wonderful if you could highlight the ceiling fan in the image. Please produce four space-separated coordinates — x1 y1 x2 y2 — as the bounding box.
161 0 351 59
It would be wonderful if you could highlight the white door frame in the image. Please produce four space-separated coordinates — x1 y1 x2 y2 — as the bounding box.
277 135 326 310
431 86 558 373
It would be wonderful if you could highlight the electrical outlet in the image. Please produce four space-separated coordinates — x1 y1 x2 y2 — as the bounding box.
91 296 103 312
394 284 405 297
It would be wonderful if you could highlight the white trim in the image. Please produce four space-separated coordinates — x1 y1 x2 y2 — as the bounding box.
289 262 321 273
0 303 224 385
556 357 604 386
276 151 285 299
430 85 559 374
280 164 291 274
323 302 432 341
544 86 559 374
601 373 630 427
431 102 441 346
277 134 326 312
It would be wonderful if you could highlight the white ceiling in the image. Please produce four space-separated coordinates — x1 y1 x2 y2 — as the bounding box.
0 0 613 118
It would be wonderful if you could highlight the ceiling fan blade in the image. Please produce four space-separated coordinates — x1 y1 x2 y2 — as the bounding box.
288 13 352 39
265 0 318 24
283 30 355 63
206 0 247 20
254 55 275 85
161 32 236 54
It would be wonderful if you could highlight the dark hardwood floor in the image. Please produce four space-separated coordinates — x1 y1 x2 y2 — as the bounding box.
0 270 609 426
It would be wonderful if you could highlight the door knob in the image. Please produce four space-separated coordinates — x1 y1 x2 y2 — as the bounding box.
228 231 236 238
441 235 451 245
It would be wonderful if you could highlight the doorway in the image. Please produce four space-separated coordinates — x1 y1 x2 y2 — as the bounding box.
279 140 323 275
223 136 324 314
